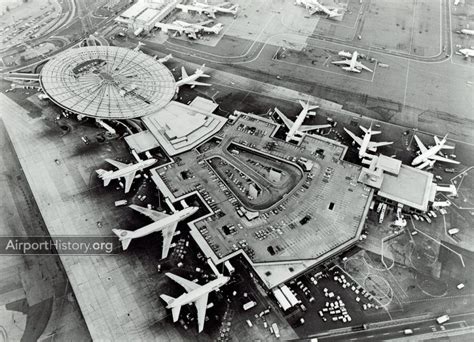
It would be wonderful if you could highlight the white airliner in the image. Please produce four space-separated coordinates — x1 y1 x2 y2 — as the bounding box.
177 1 239 19
96 158 157 193
459 48 474 58
344 124 393 159
161 273 230 333
460 28 474 35
174 20 223 38
412 134 460 169
113 204 198 258
332 51 373 73
155 20 222 39
274 99 331 142
295 0 343 18
154 53 173 63
175 64 212 91
133 41 145 52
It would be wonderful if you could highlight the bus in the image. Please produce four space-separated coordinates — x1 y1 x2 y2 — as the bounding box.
436 314 450 324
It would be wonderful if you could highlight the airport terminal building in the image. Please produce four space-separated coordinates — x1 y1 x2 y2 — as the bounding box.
37 45 438 292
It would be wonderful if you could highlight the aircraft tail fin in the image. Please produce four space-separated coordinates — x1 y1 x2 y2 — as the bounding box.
359 125 368 134
197 64 210 77
96 169 109 177
299 99 319 111
112 229 133 250
160 294 175 306
160 294 181 321
96 169 112 186
211 23 224 34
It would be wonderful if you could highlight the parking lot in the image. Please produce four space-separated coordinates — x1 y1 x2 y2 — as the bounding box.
152 112 370 289
286 267 390 336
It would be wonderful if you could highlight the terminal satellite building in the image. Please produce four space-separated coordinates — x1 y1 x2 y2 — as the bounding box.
115 0 178 35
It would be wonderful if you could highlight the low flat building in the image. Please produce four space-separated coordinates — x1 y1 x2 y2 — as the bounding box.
116 0 177 34
358 154 436 212
141 98 226 156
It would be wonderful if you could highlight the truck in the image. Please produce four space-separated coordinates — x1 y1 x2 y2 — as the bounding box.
436 314 450 324
243 301 257 311
272 288 292 311
114 200 128 207
272 323 280 338
448 228 459 235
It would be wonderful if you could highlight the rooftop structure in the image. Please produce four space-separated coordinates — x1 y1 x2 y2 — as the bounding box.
140 97 226 156
358 154 436 212
116 0 177 33
39 46 176 119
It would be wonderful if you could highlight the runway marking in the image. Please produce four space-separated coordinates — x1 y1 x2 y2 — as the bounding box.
442 214 458 244
402 60 410 109
408 0 418 55
447 0 454 60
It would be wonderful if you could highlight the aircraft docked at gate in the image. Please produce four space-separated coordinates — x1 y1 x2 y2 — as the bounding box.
175 64 212 91
344 124 393 159
96 157 157 193
274 99 331 142
161 272 230 333
412 134 460 169
113 204 199 258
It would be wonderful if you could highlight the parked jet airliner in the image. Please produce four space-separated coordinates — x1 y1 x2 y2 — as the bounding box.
344 124 393 159
161 273 230 333
274 99 331 142
412 134 460 169
96 158 157 193
113 204 198 258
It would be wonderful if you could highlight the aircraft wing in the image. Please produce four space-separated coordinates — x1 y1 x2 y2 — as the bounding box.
181 66 189 79
197 19 214 26
161 222 178 259
274 107 294 129
344 127 363 146
205 10 217 19
367 141 393 148
195 293 209 333
429 155 460 164
332 59 351 66
105 158 129 169
413 135 428 153
299 124 331 132
356 62 373 73
189 81 212 87
187 30 197 39
123 170 136 193
166 272 201 293
129 204 169 221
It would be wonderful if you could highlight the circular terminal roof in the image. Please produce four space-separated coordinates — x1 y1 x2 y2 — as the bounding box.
40 46 176 119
